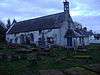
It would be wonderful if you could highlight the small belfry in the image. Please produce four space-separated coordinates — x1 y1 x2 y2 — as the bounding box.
63 0 69 13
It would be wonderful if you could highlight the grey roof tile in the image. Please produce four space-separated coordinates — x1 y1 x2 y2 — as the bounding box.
7 12 65 34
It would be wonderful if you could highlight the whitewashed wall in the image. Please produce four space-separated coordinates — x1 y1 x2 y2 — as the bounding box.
6 31 40 44
90 39 100 44
89 35 100 44
58 22 68 46
6 20 89 48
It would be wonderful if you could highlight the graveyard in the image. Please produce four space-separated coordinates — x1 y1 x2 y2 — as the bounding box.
0 44 100 75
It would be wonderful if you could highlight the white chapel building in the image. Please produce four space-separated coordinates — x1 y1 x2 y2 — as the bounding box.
6 0 93 49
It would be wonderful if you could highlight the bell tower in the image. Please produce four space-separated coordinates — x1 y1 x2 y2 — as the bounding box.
63 0 69 14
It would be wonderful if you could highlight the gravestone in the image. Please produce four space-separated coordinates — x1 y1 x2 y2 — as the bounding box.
2 54 7 61
7 54 12 61
11 54 20 61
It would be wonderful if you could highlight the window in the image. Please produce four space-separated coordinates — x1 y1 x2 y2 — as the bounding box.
67 37 72 46
38 37 45 46
26 36 31 44
38 38 42 45
15 37 18 43
47 37 51 43
9 39 13 43
82 37 85 46
47 37 54 44
30 33 34 42
96 37 99 40
39 30 42 35
79 37 81 44
20 34 25 44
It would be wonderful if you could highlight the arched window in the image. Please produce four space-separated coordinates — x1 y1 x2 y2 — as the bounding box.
20 34 25 44
9 39 13 43
15 37 18 43
47 37 54 44
30 33 34 42
67 37 72 46
79 37 82 45
26 35 31 44
39 30 42 35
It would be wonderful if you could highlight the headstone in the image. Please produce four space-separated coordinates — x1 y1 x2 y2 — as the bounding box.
7 54 12 61
2 54 7 61
11 54 19 61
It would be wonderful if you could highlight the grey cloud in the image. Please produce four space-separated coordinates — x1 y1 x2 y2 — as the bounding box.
0 0 100 32
72 16 100 32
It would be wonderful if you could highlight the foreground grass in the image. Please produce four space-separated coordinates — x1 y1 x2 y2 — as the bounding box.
0 44 100 75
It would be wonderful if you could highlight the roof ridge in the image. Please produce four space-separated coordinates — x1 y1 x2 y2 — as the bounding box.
17 12 64 23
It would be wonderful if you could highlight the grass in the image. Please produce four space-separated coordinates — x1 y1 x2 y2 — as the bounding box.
0 44 100 75
64 67 97 75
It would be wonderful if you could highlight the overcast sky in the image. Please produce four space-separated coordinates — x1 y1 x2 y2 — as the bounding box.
0 0 100 32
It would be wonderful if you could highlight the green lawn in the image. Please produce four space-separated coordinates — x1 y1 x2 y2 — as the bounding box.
0 44 100 75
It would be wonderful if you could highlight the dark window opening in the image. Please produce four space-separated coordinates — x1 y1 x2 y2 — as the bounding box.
30 33 34 42
15 37 18 43
96 37 100 40
20 34 25 44
47 37 54 44
10 39 13 43
67 37 72 46
82 37 85 46
39 30 42 35
38 37 45 47
79 37 81 44
26 36 31 44
38 38 42 45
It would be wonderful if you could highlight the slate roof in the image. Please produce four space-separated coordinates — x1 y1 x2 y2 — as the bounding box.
75 29 93 37
64 28 93 38
7 12 65 34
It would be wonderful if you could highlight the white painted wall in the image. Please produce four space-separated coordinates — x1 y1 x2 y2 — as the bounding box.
89 35 100 44
6 20 91 48
6 31 40 44
90 40 100 44
58 22 68 46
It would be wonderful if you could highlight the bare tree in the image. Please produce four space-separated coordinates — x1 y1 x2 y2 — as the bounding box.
73 21 82 29
0 20 6 43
